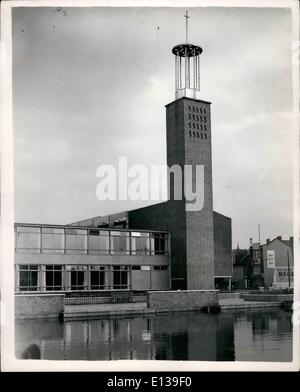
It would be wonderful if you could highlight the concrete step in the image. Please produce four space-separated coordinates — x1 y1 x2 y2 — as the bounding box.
218 292 241 300
219 298 245 306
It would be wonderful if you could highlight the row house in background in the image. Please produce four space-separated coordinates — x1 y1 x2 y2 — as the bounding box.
232 236 294 290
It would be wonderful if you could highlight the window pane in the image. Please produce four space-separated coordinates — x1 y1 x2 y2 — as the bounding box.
46 270 53 287
110 233 129 255
70 271 77 287
121 271 128 285
113 266 121 271
88 234 99 251
111 231 124 236
19 265 39 291
113 270 121 286
112 266 129 289
42 228 64 253
88 231 109 254
111 236 121 251
30 271 38 287
90 270 105 289
31 265 39 270
70 270 85 290
132 266 141 270
141 265 151 271
17 226 40 233
53 271 62 286
131 236 150 255
42 228 64 234
131 232 149 237
19 265 29 270
90 265 105 271
66 229 87 254
131 232 141 237
91 271 100 286
46 265 53 271
16 228 40 252
19 271 29 287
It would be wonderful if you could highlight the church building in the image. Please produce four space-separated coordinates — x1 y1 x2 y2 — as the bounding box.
14 13 232 293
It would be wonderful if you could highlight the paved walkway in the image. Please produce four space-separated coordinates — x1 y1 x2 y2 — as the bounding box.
219 298 280 310
63 296 282 319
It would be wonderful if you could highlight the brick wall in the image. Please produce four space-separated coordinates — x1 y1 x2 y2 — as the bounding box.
129 97 217 291
15 294 65 319
148 290 218 311
213 211 232 277
181 99 214 290
128 200 187 288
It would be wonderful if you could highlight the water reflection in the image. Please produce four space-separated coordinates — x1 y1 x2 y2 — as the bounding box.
233 310 292 362
15 310 292 361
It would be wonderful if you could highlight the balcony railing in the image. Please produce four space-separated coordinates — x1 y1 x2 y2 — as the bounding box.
64 290 148 306
15 224 170 256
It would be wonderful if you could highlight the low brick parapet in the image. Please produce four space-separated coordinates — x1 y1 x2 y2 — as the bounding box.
15 294 65 319
147 290 218 311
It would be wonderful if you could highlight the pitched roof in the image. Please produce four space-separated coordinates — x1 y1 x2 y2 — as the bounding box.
264 236 293 249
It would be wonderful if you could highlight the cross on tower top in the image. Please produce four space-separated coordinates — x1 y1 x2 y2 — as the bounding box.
184 10 190 44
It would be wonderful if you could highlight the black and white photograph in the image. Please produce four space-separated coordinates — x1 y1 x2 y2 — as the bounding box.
0 0 299 371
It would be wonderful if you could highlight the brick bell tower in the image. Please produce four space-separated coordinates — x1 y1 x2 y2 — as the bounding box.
166 11 214 290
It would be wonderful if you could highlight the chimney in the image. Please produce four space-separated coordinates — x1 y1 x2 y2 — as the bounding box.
266 239 270 244
277 236 282 240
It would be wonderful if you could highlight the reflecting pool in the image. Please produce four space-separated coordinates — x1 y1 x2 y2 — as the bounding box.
15 309 292 361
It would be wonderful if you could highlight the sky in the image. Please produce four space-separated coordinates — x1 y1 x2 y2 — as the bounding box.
13 6 294 248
